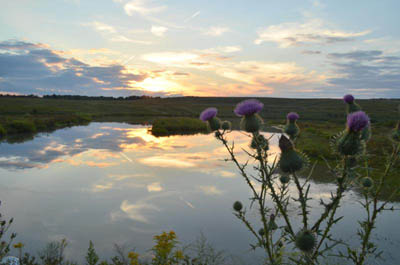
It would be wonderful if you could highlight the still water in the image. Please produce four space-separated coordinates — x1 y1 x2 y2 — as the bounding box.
0 123 399 264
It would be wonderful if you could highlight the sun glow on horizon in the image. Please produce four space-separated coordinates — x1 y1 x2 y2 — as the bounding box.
134 77 184 93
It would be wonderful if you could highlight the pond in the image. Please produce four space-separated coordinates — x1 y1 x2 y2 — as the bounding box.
0 123 399 264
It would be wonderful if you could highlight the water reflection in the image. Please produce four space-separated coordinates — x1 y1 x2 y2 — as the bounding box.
0 123 399 264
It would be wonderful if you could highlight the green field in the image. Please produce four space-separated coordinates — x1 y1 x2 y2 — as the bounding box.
0 96 399 123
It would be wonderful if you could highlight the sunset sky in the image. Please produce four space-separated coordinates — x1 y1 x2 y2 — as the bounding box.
0 0 399 98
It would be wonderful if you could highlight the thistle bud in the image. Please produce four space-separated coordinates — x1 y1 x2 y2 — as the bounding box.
268 214 278 231
295 230 316 252
361 177 373 189
279 175 290 184
221 120 232 131
258 228 265 236
279 135 303 173
250 134 269 151
337 130 363 156
240 114 263 133
208 117 221 131
233 201 243 212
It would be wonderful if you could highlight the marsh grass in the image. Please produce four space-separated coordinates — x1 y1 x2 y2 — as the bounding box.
151 117 207 136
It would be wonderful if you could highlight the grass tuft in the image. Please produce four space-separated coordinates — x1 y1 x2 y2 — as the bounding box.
151 117 208 136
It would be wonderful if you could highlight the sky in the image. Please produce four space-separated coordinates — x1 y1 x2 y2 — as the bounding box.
0 0 399 98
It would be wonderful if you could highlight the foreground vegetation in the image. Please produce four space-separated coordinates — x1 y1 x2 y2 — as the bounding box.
0 218 230 265
199 96 400 264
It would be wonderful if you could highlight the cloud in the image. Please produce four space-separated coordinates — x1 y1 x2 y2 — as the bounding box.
184 10 200 23
141 47 326 96
109 35 152 45
328 50 384 61
119 200 160 223
217 61 324 88
147 182 162 192
255 19 370 47
199 185 222 195
0 40 49 50
142 51 201 66
141 47 240 69
205 46 242 53
302 50 322 55
124 0 166 16
0 40 148 96
326 50 400 97
151 25 168 37
204 26 230 36
85 21 152 45
88 21 116 34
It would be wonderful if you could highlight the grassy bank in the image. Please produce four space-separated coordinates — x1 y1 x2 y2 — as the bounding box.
0 112 92 139
151 117 208 136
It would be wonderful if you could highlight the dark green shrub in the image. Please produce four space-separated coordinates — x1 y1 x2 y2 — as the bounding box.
7 120 37 134
0 124 6 137
152 117 207 136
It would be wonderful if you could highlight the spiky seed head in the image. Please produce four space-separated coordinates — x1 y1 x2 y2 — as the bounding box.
233 201 243 212
240 114 263 133
361 177 373 189
250 134 269 150
337 130 364 156
221 120 232 131
279 137 303 173
279 175 290 184
207 117 221 131
295 230 316 252
284 122 300 140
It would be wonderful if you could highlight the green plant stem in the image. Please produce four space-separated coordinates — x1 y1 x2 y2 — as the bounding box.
292 171 308 229
216 132 275 261
311 161 348 261
251 133 296 240
357 143 400 265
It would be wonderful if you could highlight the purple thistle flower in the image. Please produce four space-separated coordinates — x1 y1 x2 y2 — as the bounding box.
343 94 355 104
234 99 264 116
287 112 300 121
347 111 370 132
200 107 218 121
